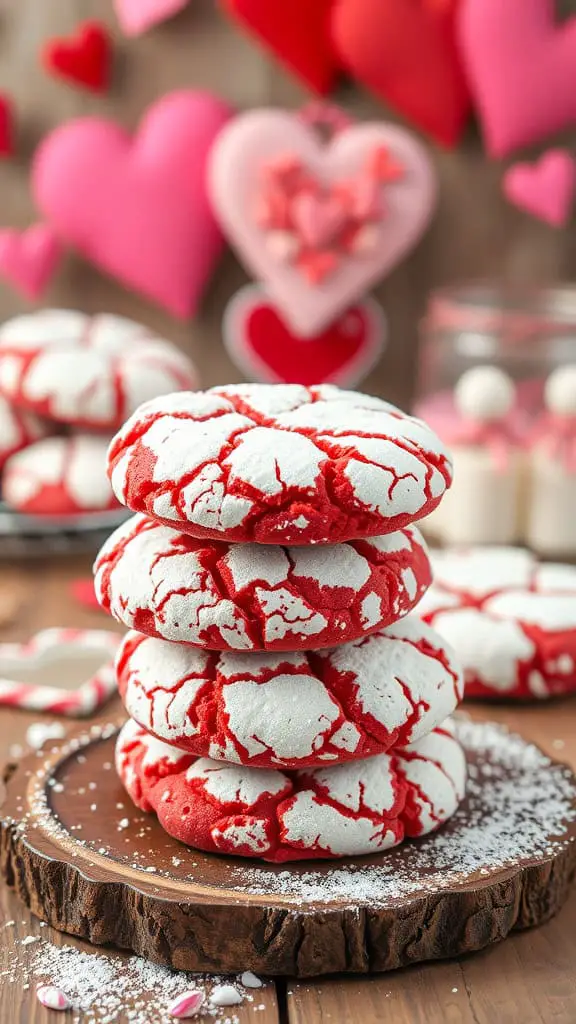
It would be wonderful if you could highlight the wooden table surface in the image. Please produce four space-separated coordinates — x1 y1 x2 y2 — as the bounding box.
1 554 576 1023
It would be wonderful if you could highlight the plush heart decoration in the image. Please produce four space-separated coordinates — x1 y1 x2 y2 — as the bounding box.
32 91 232 319
0 628 121 717
459 0 576 157
221 0 339 94
0 95 13 158
114 0 189 36
0 224 62 300
331 0 470 148
209 109 435 336
503 150 576 227
43 21 112 93
223 285 385 386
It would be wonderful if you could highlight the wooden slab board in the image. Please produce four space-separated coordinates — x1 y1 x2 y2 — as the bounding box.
2 715 576 979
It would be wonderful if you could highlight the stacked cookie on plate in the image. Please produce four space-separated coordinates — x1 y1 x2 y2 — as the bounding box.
0 310 198 518
94 384 467 863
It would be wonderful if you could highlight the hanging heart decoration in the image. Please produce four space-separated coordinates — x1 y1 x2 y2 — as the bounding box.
0 224 62 301
223 284 386 386
459 0 576 157
208 105 436 336
32 91 233 319
503 150 576 227
114 0 189 36
332 0 470 148
0 95 13 158
221 0 339 95
43 21 112 94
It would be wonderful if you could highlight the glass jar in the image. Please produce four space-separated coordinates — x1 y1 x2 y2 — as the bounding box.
415 283 576 557
417 283 576 425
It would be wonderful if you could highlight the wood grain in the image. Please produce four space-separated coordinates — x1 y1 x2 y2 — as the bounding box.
0 0 574 410
2 714 576 980
0 556 576 1017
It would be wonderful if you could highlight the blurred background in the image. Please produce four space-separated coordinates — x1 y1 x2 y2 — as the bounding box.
0 0 574 410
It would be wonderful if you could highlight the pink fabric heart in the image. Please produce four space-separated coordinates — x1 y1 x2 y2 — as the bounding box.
503 150 576 227
32 91 232 319
459 0 576 157
114 0 188 36
208 110 436 337
291 192 348 249
0 224 62 300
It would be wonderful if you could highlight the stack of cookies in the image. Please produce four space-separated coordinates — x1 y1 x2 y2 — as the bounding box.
94 384 466 863
0 309 198 517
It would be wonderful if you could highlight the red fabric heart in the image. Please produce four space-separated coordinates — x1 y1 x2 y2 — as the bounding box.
43 21 112 94
221 0 339 94
331 0 470 148
224 285 385 387
0 95 13 157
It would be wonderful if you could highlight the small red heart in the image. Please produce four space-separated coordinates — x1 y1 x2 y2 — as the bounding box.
331 0 470 148
224 285 386 387
43 21 112 94
221 0 339 94
0 95 13 157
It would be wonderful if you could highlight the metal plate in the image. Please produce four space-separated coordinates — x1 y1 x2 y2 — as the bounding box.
0 503 129 559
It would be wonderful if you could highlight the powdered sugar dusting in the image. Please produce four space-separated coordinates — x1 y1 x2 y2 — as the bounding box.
421 546 576 699
224 716 576 905
106 383 452 544
0 310 197 430
1 935 259 1024
94 515 431 652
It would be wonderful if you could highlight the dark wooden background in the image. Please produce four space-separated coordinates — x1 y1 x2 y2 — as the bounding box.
0 0 574 409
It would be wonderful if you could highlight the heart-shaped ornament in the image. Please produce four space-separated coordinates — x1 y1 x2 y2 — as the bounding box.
459 0 576 157
208 109 436 336
32 91 232 319
114 0 189 36
503 150 576 227
221 0 339 94
331 0 470 148
0 628 121 717
223 284 386 386
43 21 112 93
0 95 14 157
0 224 62 300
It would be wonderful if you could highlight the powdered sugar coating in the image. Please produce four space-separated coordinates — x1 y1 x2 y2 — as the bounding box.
107 383 453 544
0 393 49 472
115 718 466 862
431 546 535 599
115 616 463 768
94 514 431 652
0 310 198 430
3 435 118 517
421 547 576 699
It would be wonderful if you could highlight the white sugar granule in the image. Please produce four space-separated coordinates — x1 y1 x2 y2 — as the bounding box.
226 717 576 906
1 939 254 1024
26 722 66 751
16 716 576 926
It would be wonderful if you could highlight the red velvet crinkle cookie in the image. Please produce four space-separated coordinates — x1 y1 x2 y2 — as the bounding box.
3 435 118 517
0 393 49 472
115 617 463 769
419 547 576 700
94 513 431 651
115 718 466 862
106 383 453 545
0 309 198 430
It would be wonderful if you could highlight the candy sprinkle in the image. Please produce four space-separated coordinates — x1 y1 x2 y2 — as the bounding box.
37 984 72 1010
241 971 263 989
167 988 204 1018
210 984 243 1007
